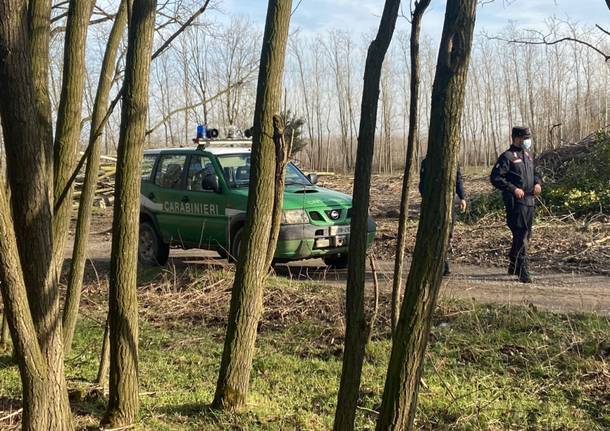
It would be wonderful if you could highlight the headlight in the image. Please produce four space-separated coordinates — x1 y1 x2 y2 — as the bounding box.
282 209 309 224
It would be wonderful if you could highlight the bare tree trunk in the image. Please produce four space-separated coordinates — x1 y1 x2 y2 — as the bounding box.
0 310 9 350
102 0 157 427
333 1 401 430
293 42 316 170
0 1 74 428
63 0 128 356
213 0 292 410
0 176 52 431
52 0 95 277
95 318 111 387
376 1 477 430
265 115 289 269
29 0 54 182
391 0 431 333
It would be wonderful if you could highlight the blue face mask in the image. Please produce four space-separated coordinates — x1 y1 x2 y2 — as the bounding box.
523 138 532 150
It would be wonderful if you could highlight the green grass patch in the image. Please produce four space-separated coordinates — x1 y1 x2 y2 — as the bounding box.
1 276 609 430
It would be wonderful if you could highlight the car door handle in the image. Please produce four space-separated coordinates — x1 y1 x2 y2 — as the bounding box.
181 196 189 203
147 192 155 200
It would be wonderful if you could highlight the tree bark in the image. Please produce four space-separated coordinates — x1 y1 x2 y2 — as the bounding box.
391 0 431 333
63 0 128 356
0 177 51 431
102 0 157 427
1 310 9 350
376 1 477 430
0 1 74 429
95 318 111 387
213 0 292 410
265 114 289 269
52 0 95 279
333 1 401 430
28 0 54 182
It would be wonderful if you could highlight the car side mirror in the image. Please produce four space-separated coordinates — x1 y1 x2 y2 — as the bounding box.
202 174 221 193
307 173 318 185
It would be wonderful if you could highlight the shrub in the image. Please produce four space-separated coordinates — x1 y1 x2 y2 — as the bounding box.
463 190 505 224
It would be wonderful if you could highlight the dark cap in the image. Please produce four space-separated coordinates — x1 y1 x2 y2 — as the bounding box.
511 126 531 138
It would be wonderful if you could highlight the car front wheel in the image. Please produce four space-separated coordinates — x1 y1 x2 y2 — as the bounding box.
323 253 348 269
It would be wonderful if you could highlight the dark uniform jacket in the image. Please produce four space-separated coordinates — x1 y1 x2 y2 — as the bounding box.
418 157 465 200
490 145 541 207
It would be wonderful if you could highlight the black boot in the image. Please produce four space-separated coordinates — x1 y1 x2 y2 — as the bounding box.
517 258 532 283
443 260 451 276
508 258 517 275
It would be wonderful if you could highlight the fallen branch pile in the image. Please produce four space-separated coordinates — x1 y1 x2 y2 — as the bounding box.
135 264 391 343
536 128 607 180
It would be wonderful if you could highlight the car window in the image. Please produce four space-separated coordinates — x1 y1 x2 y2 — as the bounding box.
217 155 310 188
285 163 313 186
141 154 156 181
187 155 216 191
154 154 187 189
217 154 251 188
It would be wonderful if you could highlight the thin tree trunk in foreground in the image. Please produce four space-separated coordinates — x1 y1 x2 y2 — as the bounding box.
95 318 111 387
1 310 9 350
213 0 292 410
333 1 401 430
63 0 128 357
376 2 477 430
391 0 431 333
52 0 95 279
0 176 50 430
265 114 289 269
29 0 54 179
102 0 157 427
0 1 74 428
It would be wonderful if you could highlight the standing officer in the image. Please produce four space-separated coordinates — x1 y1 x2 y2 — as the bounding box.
490 126 542 283
419 157 467 276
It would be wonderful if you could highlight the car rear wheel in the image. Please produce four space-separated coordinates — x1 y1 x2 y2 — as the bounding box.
323 253 348 269
139 221 169 266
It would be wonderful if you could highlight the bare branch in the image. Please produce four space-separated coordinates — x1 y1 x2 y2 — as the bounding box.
596 24 610 37
152 0 212 60
145 81 245 136
486 33 610 62
291 0 304 16
54 0 215 212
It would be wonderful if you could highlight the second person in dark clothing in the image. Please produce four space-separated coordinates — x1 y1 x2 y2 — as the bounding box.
419 157 467 276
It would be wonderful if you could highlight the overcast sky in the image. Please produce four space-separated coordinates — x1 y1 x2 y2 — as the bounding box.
219 0 610 40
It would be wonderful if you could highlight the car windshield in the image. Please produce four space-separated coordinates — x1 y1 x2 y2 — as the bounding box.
217 154 311 188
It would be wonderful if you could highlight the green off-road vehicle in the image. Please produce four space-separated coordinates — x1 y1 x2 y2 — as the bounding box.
138 139 376 267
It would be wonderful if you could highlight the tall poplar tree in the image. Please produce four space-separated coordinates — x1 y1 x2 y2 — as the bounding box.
333 1 401 429
102 0 157 427
376 1 478 429
213 0 292 410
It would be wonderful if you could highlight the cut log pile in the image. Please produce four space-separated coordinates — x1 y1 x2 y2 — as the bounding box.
535 129 605 181
72 153 117 209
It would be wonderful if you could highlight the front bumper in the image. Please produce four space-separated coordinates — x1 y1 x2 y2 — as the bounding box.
274 218 376 260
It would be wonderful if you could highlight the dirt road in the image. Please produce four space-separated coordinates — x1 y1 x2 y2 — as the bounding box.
74 226 610 316
275 259 610 316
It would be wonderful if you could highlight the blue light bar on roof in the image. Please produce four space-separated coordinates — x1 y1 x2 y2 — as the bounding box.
196 124 206 140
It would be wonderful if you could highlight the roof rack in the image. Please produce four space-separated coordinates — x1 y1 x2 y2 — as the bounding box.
195 138 252 151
